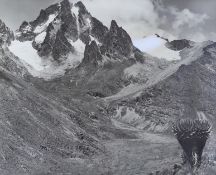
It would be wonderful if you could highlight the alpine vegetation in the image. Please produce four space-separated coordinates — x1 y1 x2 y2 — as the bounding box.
173 119 211 169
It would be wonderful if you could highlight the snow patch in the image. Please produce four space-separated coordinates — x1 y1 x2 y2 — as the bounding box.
82 16 92 32
111 119 139 131
70 39 85 55
24 25 32 31
90 35 101 46
9 39 84 80
72 6 80 36
35 32 46 44
9 40 44 71
113 107 141 124
72 6 79 17
133 35 181 61
34 14 57 34
67 52 83 67
86 18 92 28
20 53 83 80
113 106 168 132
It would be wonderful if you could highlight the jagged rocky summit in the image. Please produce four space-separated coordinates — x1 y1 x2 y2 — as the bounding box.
15 0 134 64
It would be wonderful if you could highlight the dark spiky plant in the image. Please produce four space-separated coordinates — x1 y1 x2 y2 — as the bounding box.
173 119 211 169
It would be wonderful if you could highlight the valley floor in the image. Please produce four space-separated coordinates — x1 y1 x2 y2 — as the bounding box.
94 133 181 175
48 122 182 175
48 121 216 175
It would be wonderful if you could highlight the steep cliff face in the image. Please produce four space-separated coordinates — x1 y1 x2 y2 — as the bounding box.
81 41 103 67
90 17 109 43
0 19 14 46
101 20 134 59
16 3 60 41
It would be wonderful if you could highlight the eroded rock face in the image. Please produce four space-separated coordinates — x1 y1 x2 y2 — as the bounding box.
52 29 75 61
166 39 194 51
16 3 61 41
81 41 103 67
75 1 89 15
37 22 56 57
101 20 133 58
0 19 14 46
60 0 78 42
38 0 77 59
91 17 109 43
32 3 60 27
74 1 92 44
16 21 35 41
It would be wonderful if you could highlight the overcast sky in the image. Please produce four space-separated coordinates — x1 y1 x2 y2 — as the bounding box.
0 0 216 41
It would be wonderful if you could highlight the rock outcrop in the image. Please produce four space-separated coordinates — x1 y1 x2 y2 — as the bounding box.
0 19 14 46
166 39 194 51
81 40 103 67
101 20 134 58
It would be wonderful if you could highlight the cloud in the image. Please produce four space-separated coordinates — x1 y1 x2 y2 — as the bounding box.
171 8 209 30
1 0 211 42
153 0 210 41
133 35 181 60
78 0 210 42
80 0 161 39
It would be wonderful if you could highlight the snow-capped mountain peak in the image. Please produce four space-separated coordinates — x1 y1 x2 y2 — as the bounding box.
8 0 93 79
8 0 137 79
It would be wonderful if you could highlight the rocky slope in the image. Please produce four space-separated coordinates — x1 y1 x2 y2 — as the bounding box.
108 41 212 131
0 20 14 46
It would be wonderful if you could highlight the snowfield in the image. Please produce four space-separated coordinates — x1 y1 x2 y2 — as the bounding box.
9 40 44 71
8 40 84 80
133 35 181 61
113 107 142 124
69 39 85 55
35 31 46 44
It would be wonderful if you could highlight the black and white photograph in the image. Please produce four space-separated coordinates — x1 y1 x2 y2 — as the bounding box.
0 0 216 174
